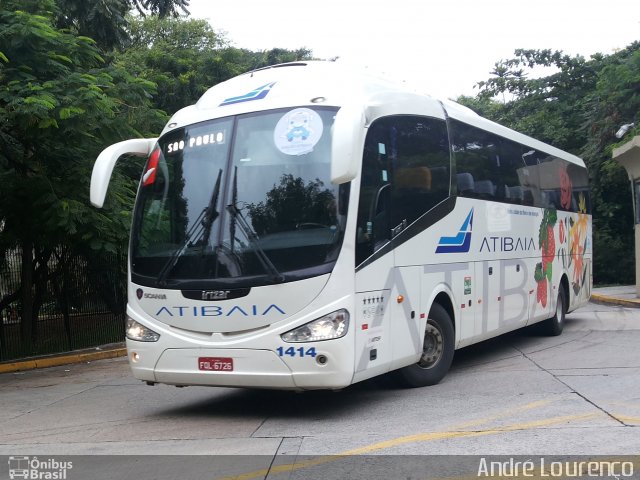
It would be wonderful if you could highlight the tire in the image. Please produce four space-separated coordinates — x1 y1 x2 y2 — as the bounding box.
394 303 455 388
540 287 566 336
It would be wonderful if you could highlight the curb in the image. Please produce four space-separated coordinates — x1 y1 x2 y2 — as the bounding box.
0 346 127 374
590 293 640 309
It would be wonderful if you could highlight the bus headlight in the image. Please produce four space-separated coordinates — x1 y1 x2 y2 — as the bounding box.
126 317 160 342
281 309 349 342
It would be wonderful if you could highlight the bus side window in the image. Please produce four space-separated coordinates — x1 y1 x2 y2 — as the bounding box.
498 138 527 204
450 120 501 200
569 163 590 213
391 117 450 228
355 116 450 266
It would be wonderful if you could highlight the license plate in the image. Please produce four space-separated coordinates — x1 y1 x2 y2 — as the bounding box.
198 357 233 371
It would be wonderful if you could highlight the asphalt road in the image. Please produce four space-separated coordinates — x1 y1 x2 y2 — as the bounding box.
1 301 639 478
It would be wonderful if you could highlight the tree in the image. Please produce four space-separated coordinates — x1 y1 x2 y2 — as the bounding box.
1 0 316 356
459 44 640 284
54 0 191 51
580 45 640 284
54 0 131 52
470 49 600 152
116 15 314 116
0 0 165 350
131 0 190 18
117 15 227 115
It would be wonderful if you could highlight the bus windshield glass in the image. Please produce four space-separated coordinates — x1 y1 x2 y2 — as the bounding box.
130 107 347 288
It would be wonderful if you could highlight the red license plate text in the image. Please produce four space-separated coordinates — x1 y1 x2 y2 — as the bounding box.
198 357 233 371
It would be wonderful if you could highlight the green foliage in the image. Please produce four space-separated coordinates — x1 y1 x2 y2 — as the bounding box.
116 15 226 114
53 0 191 51
131 0 190 18
0 0 316 349
459 43 640 284
580 46 640 284
0 0 163 252
1 0 314 285
115 15 313 116
0 0 166 347
55 0 130 52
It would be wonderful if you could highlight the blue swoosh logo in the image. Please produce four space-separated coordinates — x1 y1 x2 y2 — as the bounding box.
435 209 473 253
220 82 276 106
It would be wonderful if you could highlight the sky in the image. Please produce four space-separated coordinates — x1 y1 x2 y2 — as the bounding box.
187 0 639 99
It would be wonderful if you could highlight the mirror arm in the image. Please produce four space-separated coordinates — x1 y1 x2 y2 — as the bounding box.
90 138 157 208
331 105 366 185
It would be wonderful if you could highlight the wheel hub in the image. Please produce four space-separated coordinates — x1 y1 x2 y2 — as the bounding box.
418 322 444 369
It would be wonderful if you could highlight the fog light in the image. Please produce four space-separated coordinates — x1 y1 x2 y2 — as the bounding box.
126 317 160 342
131 352 140 362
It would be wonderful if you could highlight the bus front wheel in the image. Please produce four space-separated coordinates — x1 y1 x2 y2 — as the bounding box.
394 303 454 388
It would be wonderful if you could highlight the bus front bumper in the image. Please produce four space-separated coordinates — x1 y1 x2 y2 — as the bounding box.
126 343 354 390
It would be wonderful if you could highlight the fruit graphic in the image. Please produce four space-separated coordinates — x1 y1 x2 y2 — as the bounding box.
542 224 555 269
536 277 548 308
536 208 557 309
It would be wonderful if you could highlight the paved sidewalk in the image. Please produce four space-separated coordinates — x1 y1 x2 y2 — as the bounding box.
1 287 637 375
591 285 640 308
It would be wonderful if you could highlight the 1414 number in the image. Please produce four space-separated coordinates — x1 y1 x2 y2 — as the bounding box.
276 346 317 358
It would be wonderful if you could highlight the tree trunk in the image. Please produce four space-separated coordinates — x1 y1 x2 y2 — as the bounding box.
31 247 53 343
0 288 21 361
20 240 34 353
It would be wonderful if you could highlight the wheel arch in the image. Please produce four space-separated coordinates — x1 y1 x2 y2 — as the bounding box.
432 291 455 333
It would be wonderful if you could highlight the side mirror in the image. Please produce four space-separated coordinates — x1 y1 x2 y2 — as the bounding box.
90 138 157 208
331 104 365 184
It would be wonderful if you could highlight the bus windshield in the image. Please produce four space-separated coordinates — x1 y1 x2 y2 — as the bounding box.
130 106 348 289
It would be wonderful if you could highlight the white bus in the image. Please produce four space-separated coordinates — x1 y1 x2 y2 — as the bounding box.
90 62 592 390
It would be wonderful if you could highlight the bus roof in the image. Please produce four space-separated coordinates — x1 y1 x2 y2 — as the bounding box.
164 61 585 168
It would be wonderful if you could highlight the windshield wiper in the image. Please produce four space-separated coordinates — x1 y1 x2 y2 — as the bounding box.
156 169 223 286
199 168 223 249
228 166 285 283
